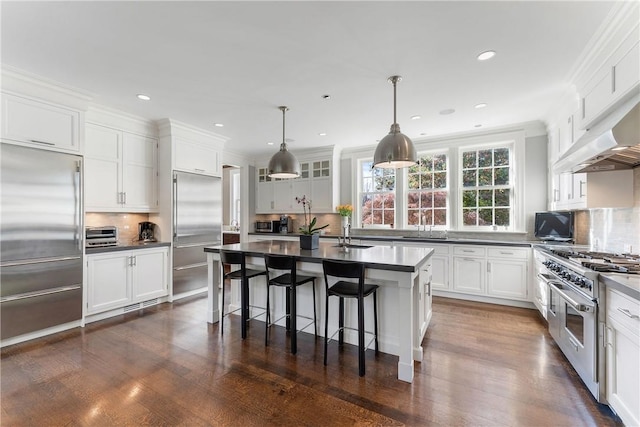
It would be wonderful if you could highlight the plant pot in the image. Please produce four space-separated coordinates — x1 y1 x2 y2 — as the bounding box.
299 233 319 250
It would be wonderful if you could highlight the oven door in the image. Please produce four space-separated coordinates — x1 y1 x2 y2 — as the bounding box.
549 281 599 400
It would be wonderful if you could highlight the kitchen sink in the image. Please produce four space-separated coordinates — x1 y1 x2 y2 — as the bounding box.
402 236 448 240
332 243 373 249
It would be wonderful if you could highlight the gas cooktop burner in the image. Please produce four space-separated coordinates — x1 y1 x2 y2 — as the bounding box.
546 248 640 274
581 262 640 274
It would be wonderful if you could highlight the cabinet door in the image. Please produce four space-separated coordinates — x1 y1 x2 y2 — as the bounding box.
273 180 292 211
174 138 221 177
571 173 587 208
452 256 485 294
613 41 639 100
431 254 449 290
606 323 640 427
84 124 122 210
122 133 157 210
132 249 168 301
87 253 130 313
487 259 528 300
1 93 80 152
310 159 333 212
580 72 612 128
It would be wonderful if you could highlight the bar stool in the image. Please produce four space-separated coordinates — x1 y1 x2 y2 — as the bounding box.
263 254 317 354
322 259 378 376
220 250 267 338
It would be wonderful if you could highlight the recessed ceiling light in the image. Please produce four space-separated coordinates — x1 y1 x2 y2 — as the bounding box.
267 142 274 146
474 103 488 109
474 124 482 128
411 115 422 120
318 132 327 136
420 133 427 136
213 123 224 127
321 94 331 99
477 50 496 61
136 94 151 101
439 109 455 115
612 146 629 151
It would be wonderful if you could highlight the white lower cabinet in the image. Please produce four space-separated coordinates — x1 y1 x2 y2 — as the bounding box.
86 247 169 315
452 246 486 295
605 288 640 427
486 247 529 300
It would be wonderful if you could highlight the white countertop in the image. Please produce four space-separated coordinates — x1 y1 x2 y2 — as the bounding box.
600 273 640 300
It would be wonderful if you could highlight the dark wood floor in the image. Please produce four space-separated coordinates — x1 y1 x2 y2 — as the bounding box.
1 296 621 426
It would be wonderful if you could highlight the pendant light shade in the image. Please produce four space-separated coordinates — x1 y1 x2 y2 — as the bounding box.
373 76 418 169
268 106 301 179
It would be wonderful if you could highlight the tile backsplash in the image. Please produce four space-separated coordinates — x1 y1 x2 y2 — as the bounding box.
85 213 150 244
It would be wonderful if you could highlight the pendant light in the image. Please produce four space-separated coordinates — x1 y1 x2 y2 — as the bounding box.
268 106 301 179
373 75 418 169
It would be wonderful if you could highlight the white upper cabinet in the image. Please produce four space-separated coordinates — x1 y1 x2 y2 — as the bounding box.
254 147 340 214
1 93 82 153
84 122 158 212
174 137 222 177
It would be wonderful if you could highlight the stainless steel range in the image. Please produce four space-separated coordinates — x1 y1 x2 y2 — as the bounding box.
533 246 639 403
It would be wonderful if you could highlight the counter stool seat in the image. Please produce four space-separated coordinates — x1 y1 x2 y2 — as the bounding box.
264 254 317 354
220 250 267 338
322 259 378 377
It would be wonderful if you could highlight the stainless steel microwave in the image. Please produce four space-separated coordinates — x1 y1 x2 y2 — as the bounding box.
255 221 273 233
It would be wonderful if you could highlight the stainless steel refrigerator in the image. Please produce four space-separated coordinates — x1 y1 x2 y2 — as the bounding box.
1 143 83 340
172 171 222 296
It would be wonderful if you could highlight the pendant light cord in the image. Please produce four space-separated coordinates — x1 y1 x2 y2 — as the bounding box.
393 78 397 125
279 105 288 149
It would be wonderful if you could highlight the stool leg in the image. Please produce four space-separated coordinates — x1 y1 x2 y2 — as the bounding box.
265 283 270 347
312 279 317 337
324 293 329 366
373 291 379 353
338 297 344 346
358 296 365 377
291 285 297 354
285 287 291 331
241 277 248 339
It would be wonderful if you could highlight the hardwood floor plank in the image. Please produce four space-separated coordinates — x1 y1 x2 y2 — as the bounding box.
1 295 622 426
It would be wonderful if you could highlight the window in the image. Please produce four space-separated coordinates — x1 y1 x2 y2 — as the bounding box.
360 160 395 226
407 153 448 227
460 146 512 228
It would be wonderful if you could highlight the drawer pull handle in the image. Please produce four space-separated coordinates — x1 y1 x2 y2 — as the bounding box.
500 251 513 255
30 139 55 146
617 307 639 320
462 249 474 253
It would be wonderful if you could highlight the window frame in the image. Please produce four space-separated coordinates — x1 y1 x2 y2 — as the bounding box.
404 150 450 230
356 159 397 228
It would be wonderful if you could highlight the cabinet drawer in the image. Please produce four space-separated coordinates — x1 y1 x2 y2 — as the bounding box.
607 288 640 337
487 247 529 260
453 246 486 257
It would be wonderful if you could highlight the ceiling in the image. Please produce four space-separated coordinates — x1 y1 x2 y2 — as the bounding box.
1 1 617 158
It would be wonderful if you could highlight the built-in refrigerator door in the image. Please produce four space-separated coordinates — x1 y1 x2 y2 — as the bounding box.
173 171 221 246
1 143 83 262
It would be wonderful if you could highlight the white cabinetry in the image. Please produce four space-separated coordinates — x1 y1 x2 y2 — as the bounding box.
1 93 81 153
174 137 221 177
578 31 639 131
255 148 339 214
486 247 529 300
605 288 640 427
86 247 169 316
452 246 486 295
84 123 158 212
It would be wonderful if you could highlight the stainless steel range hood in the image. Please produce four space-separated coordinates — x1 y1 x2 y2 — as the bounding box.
553 97 640 173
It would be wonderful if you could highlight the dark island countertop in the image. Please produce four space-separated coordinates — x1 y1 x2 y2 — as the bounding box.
205 239 433 273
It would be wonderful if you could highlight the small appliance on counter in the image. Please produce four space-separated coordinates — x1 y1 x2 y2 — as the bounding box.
86 226 118 248
138 221 157 242
279 215 292 233
255 220 274 233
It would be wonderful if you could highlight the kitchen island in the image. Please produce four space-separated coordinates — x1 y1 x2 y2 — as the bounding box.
204 240 434 382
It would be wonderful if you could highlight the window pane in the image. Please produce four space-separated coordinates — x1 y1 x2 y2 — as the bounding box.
433 154 446 171
463 170 476 187
383 194 395 208
384 210 395 226
408 174 420 189
494 148 509 166
421 173 432 189
372 194 384 208
463 190 476 207
494 167 509 185
408 209 419 225
495 208 510 226
434 209 446 225
478 149 492 167
423 210 433 225
434 191 447 208
495 189 510 206
479 208 493 225
433 172 446 188
362 161 373 178
478 169 492 186
407 192 419 208
463 151 476 168
463 209 477 225
421 192 433 208
478 189 493 207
